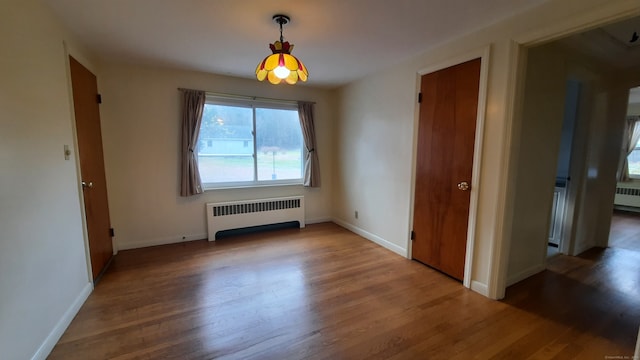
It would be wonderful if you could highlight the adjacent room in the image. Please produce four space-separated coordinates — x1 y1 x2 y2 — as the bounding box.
1 0 639 359
610 86 640 253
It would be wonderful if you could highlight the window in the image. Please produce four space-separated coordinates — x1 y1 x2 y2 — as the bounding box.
629 144 640 178
197 97 304 188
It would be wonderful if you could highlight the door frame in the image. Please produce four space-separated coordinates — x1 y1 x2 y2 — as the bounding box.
408 45 491 290
62 42 114 284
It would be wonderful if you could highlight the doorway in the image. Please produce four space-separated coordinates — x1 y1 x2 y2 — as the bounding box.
609 85 640 252
506 15 640 287
69 56 114 282
412 58 481 281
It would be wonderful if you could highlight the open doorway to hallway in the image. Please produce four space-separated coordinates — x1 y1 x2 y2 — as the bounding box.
503 12 640 355
506 13 640 286
538 16 640 260
505 19 640 352
547 79 581 259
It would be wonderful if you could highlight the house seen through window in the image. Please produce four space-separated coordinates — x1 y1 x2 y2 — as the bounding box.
197 98 304 188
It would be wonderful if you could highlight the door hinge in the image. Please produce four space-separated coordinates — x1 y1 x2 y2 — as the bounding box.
109 228 114 237
97 94 102 104
418 93 422 103
411 230 415 240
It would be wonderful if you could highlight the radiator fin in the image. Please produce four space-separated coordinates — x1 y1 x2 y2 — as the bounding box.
213 199 301 217
616 187 640 197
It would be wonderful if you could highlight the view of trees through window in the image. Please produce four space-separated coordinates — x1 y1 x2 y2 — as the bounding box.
198 102 303 186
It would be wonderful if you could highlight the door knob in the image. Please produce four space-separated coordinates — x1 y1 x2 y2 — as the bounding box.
457 181 469 191
82 181 94 189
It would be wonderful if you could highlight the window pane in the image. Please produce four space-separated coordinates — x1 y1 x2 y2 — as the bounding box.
198 104 254 183
255 108 303 181
629 148 640 177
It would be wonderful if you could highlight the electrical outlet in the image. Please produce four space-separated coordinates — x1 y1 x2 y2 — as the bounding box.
355 210 359 219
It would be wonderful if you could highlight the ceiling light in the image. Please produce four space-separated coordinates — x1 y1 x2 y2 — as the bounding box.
255 14 308 85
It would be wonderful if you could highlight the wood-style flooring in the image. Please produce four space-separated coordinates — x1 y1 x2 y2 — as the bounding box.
49 223 639 359
609 210 640 252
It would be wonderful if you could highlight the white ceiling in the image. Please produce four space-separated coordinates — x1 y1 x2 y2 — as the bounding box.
42 0 552 88
560 15 640 70
602 18 640 48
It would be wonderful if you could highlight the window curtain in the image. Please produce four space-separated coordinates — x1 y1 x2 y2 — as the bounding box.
298 102 320 187
619 115 640 182
180 89 205 196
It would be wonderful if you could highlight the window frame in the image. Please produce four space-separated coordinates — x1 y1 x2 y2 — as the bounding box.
198 96 305 190
628 145 640 180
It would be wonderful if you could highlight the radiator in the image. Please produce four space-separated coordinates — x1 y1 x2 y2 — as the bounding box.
614 184 640 208
206 196 305 241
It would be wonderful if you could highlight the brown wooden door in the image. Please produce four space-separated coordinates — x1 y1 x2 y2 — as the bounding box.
412 58 481 281
69 56 113 282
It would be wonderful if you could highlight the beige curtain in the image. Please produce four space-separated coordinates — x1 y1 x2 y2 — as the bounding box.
180 90 205 196
619 116 640 182
298 102 320 187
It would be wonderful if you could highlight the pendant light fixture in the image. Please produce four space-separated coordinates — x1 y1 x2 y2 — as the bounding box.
255 14 308 85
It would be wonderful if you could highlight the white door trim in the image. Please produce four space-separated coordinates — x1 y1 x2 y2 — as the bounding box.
63 42 94 284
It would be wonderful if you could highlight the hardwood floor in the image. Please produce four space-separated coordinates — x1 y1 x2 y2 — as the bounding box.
49 223 639 359
609 210 640 252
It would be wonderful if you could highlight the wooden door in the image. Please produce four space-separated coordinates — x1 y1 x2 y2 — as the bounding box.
412 58 481 281
69 56 113 282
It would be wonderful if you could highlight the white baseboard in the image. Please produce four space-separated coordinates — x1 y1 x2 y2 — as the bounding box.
117 233 207 251
471 280 489 296
332 218 407 257
31 282 92 360
506 263 546 287
306 217 332 225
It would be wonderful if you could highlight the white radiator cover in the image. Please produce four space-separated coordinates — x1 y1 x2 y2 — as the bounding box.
206 196 305 241
614 184 640 208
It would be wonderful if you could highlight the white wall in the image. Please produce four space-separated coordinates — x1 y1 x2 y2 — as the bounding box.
572 83 628 253
333 67 417 256
98 64 335 250
0 0 95 358
332 0 639 298
506 43 567 285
